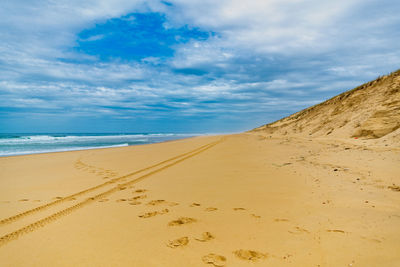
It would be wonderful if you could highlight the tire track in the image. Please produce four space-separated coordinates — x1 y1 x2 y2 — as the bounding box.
0 137 224 246
0 139 220 226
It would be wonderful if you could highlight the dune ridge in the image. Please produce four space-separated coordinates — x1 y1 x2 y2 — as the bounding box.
252 69 400 142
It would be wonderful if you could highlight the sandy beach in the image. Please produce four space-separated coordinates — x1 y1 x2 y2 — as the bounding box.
2 1 400 266
0 133 399 266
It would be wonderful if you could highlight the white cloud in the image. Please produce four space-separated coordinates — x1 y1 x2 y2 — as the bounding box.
1 0 400 131
161 0 364 53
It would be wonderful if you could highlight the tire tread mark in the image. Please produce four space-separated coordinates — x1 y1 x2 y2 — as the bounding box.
0 138 224 246
0 140 217 226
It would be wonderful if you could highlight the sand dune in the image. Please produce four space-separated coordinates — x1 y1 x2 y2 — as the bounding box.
253 69 400 142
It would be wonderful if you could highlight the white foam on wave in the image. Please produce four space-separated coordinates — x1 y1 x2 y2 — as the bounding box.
0 133 200 145
0 143 130 157
0 133 208 157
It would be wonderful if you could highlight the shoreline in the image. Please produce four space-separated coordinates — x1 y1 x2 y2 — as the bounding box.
0 133 217 158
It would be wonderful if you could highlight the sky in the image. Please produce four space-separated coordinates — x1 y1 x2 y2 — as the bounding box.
0 0 399 133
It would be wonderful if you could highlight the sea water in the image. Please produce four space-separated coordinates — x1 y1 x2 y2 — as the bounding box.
0 133 200 157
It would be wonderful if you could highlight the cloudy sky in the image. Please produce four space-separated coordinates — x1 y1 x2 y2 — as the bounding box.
1 0 399 133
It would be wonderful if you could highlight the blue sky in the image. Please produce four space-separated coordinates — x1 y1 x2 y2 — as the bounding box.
1 0 399 133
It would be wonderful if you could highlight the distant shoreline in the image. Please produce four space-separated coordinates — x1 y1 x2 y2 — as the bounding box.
0 132 208 157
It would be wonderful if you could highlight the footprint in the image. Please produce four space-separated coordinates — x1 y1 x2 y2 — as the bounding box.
233 208 246 211
129 201 142 205
388 184 400 192
116 199 127 202
295 226 309 233
233 249 268 261
139 209 169 218
205 207 218 212
326 229 346 233
282 254 293 260
289 226 310 234
53 196 63 200
274 218 289 222
132 195 147 200
159 208 170 214
168 217 197 226
147 200 166 206
251 214 261 219
18 199 29 202
190 203 201 207
167 237 189 248
361 236 382 243
134 189 147 193
147 200 179 206
118 186 127 191
195 232 215 242
98 198 109 202
202 253 227 266
139 211 158 218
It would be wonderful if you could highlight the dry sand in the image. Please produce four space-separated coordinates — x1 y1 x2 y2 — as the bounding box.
0 133 399 266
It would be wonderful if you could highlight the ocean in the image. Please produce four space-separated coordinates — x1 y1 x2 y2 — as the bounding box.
0 133 201 157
